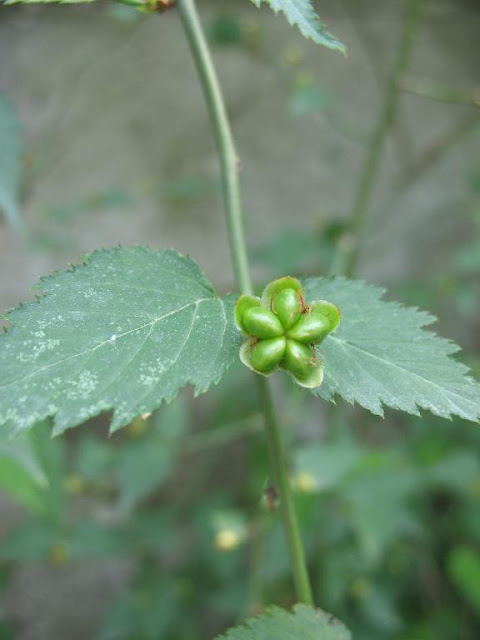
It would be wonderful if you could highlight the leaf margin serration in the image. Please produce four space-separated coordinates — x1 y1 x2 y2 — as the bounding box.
0 246 240 437
249 0 346 53
303 275 480 423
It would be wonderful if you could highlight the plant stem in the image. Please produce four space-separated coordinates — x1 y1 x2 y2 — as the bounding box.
177 0 313 605
400 77 480 108
177 0 252 297
255 377 313 605
343 0 423 277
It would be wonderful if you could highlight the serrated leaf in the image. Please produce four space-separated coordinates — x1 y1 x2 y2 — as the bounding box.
0 247 240 436
250 0 345 53
215 604 350 639
0 96 23 230
304 277 480 422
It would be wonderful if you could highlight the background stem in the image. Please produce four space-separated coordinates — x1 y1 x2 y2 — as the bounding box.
343 0 424 277
177 0 313 605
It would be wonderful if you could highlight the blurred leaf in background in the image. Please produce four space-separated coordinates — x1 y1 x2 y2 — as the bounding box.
252 221 344 277
209 15 243 47
41 190 133 224
289 74 333 117
448 546 480 615
114 399 188 513
0 430 46 514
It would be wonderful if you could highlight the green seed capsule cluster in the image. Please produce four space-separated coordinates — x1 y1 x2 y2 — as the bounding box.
235 277 340 388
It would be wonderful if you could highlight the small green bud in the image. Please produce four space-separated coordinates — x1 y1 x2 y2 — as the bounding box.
272 288 303 330
250 336 287 374
242 307 284 339
287 309 330 344
282 339 317 380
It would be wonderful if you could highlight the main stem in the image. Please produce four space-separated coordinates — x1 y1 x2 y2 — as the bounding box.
255 377 313 604
177 0 313 606
176 0 252 296
343 0 423 277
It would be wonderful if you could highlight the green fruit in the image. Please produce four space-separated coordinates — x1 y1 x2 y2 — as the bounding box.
235 295 261 333
250 337 287 374
310 301 341 333
282 339 317 380
236 279 339 389
272 288 302 330
292 360 324 389
242 307 284 339
261 276 303 308
287 309 330 344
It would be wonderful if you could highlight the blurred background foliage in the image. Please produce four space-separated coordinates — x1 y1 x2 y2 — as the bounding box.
0 0 479 638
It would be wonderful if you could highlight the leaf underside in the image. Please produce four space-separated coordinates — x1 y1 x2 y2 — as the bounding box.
216 604 351 640
304 277 480 422
0 96 22 230
250 0 345 53
0 247 240 436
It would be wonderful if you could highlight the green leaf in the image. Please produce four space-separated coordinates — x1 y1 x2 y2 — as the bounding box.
0 247 240 436
304 277 480 422
115 400 187 512
0 520 59 562
0 458 40 512
29 420 67 519
340 452 421 563
76 435 113 480
426 450 480 494
69 521 128 558
0 441 46 513
0 429 45 485
215 604 350 639
0 96 23 231
448 546 480 613
100 578 179 640
250 1 345 53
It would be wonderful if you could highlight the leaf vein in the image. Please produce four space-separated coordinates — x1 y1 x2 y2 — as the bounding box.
1 298 211 390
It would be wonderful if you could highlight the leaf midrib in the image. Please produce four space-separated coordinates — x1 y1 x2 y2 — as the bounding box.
1 297 213 390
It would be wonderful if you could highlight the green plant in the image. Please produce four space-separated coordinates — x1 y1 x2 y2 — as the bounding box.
0 0 479 638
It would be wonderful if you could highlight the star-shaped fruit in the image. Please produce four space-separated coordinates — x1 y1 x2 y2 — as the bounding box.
235 277 340 388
